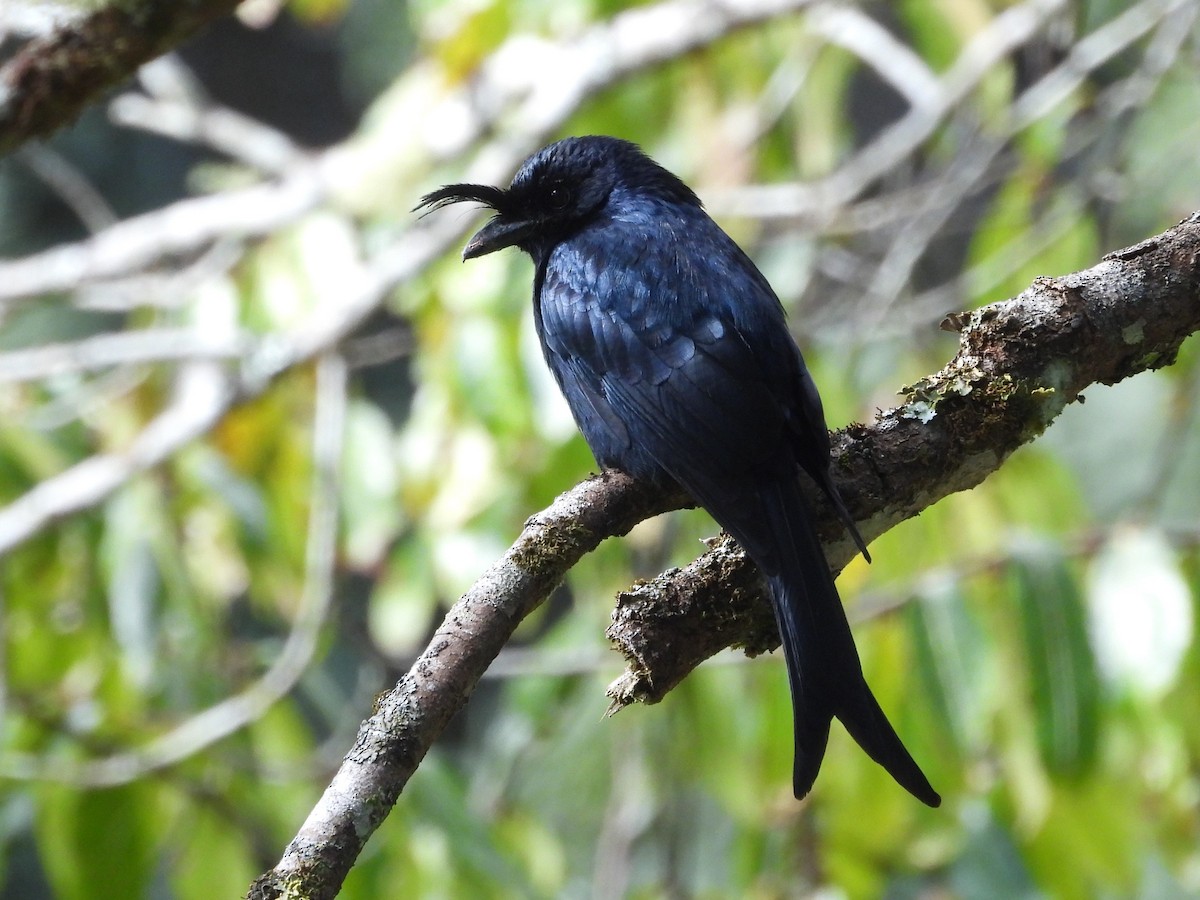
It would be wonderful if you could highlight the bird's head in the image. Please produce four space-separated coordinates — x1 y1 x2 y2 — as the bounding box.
416 136 700 261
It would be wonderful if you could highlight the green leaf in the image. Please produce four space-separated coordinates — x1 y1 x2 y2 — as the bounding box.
909 579 989 757
949 812 1040 900
1010 547 1102 778
897 0 965 72
1023 779 1143 898
35 782 163 900
171 803 258 900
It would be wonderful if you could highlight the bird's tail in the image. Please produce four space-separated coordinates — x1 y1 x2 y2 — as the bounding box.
727 481 941 807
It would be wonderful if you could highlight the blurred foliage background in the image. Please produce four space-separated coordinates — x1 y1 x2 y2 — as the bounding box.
1 0 1200 897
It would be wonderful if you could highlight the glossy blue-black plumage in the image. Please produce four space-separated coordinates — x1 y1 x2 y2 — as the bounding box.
418 136 939 806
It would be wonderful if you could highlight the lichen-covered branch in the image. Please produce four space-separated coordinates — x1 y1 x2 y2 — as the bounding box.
0 0 241 155
251 212 1200 898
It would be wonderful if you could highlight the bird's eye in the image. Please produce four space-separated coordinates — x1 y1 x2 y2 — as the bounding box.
546 183 572 211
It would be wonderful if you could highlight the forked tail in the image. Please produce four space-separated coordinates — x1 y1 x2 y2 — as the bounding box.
734 482 941 806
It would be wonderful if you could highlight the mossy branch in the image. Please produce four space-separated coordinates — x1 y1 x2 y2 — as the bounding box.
0 0 241 155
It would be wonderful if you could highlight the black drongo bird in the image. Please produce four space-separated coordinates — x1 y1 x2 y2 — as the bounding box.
418 135 940 807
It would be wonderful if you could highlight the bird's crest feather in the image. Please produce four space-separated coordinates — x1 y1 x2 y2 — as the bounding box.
415 183 510 216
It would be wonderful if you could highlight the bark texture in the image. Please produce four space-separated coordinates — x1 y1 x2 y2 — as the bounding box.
0 0 242 155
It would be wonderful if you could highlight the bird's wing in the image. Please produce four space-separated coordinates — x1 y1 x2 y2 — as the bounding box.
542 261 782 449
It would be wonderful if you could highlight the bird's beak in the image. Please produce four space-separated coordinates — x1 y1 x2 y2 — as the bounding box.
463 216 535 260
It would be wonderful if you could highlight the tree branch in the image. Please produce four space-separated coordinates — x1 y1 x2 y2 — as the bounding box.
0 0 242 155
251 213 1200 898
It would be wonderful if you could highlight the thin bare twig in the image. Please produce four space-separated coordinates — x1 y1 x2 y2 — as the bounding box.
808 5 940 111
110 56 305 175
14 144 118 232
0 328 251 382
